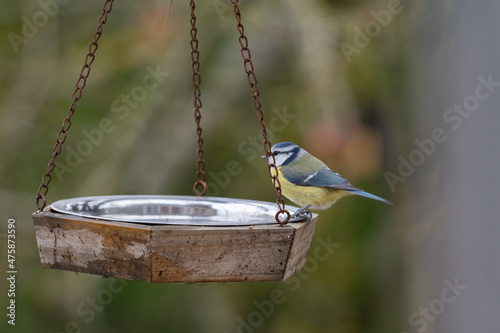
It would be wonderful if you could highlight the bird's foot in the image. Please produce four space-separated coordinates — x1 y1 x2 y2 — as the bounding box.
291 205 312 220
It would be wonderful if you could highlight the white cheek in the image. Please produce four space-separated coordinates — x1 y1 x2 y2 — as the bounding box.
275 154 289 166
267 155 280 166
267 155 277 165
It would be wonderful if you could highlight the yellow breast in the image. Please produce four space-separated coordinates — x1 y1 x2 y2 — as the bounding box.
276 166 351 209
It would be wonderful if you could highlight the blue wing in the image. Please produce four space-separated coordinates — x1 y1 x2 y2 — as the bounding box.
284 167 393 205
285 168 355 190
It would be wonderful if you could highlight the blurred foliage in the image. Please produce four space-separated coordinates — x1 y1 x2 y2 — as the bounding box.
0 0 411 332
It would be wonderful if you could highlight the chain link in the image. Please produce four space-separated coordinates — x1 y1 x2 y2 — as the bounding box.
230 0 290 226
35 0 114 211
190 0 207 196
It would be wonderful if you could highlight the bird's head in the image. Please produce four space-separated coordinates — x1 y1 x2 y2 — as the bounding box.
261 142 305 167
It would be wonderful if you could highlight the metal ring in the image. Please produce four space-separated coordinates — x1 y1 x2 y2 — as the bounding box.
193 180 207 196
275 209 290 226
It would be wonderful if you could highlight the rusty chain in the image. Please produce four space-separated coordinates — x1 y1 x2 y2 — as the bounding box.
190 0 207 196
230 0 290 225
35 0 114 212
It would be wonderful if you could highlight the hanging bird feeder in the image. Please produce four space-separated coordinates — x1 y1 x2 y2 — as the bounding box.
32 0 319 283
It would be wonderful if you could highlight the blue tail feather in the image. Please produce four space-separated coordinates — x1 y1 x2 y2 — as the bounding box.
349 190 393 205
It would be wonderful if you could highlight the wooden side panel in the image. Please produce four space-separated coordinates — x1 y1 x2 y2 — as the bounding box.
150 225 295 283
282 215 319 281
32 210 152 282
32 209 318 283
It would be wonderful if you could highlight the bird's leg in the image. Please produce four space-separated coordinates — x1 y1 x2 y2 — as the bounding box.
291 205 311 218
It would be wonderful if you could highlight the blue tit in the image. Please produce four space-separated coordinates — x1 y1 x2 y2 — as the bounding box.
263 142 393 216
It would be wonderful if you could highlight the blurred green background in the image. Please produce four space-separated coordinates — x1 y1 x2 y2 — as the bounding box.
2 0 499 332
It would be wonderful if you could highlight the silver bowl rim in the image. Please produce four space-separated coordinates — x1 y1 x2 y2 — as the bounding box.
50 195 307 226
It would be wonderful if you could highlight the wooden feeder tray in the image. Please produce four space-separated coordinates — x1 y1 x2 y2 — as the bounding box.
31 2 321 284
32 195 318 283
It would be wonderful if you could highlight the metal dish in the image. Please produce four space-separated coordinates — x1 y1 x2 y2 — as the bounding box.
50 195 305 226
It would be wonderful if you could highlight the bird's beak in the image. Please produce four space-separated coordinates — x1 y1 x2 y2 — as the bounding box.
261 155 266 159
